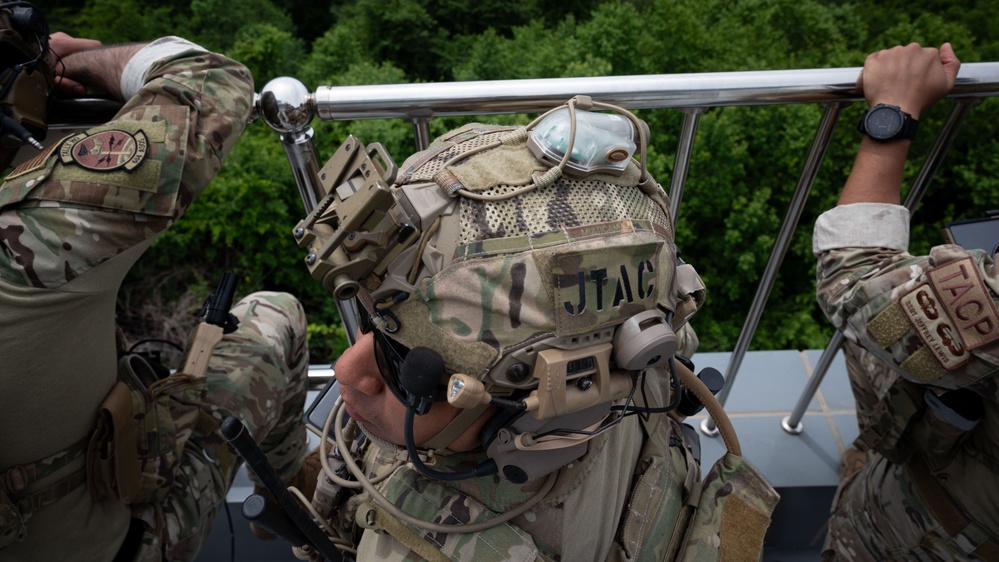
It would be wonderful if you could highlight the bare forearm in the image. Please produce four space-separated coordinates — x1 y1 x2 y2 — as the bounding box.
59 43 147 100
836 43 960 207
837 138 910 205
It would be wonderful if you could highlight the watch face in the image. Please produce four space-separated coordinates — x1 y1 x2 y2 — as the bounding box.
865 106 903 140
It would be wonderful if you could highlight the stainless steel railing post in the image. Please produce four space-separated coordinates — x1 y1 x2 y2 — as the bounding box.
702 101 848 436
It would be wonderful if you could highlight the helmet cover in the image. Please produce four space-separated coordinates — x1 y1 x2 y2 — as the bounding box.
361 115 686 393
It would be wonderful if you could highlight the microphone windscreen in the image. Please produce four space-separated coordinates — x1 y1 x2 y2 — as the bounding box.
401 347 445 397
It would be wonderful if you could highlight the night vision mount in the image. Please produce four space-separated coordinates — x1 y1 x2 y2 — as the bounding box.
292 136 410 301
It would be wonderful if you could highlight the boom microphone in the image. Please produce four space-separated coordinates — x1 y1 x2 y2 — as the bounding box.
399 347 498 481
400 346 444 415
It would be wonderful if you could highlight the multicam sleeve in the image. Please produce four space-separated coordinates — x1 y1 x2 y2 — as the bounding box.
0 45 253 288
814 205 999 391
115 45 254 211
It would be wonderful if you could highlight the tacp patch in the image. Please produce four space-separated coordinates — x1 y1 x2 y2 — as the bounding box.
899 283 970 371
59 129 149 172
927 257 999 350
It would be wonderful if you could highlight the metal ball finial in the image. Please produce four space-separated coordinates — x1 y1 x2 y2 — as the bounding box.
257 77 314 133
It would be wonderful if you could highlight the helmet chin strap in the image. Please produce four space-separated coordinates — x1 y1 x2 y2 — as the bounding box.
399 347 498 481
403 406 498 481
419 402 490 450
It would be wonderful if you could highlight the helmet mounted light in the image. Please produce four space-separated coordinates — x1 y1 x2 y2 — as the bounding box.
527 107 637 176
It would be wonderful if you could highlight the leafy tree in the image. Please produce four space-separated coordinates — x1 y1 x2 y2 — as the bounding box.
229 23 305 85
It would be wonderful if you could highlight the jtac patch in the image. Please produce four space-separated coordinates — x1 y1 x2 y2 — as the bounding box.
59 129 149 172
899 283 970 371
554 243 660 334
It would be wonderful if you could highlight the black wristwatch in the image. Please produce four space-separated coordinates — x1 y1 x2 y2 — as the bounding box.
857 103 919 142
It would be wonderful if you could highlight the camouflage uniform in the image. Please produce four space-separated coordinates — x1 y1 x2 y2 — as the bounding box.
0 39 309 561
814 203 999 561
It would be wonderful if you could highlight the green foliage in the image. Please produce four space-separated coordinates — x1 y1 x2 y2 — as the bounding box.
72 0 178 42
229 23 305 85
307 322 350 364
187 0 297 50
39 0 999 357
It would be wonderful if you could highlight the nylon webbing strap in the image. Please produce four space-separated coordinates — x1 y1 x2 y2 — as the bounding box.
855 378 922 463
369 503 450 562
2 435 89 496
909 455 999 560
421 402 490 451
13 470 87 516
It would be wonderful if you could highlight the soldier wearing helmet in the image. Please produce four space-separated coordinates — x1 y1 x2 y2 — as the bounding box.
299 97 779 561
0 4 318 559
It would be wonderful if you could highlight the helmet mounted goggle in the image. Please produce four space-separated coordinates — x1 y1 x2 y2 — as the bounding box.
299 96 695 483
0 1 53 171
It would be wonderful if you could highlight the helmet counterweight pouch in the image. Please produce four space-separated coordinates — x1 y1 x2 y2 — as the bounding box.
671 362 780 561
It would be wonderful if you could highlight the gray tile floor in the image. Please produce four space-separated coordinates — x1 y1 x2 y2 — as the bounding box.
198 347 858 561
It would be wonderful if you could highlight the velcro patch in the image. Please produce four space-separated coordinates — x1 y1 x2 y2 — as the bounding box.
4 139 62 181
926 257 999 350
553 243 660 335
900 346 947 383
59 129 149 172
899 283 970 371
867 303 912 349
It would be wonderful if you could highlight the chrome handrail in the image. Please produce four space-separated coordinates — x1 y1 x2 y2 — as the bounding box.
248 63 999 429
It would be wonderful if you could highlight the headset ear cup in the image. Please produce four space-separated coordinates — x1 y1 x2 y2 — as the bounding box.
10 5 47 38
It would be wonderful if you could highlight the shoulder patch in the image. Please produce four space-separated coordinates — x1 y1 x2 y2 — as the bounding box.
4 140 62 181
59 130 149 172
899 283 970 371
927 257 999 350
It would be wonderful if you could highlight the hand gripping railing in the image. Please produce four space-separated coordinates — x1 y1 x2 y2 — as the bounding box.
249 63 999 434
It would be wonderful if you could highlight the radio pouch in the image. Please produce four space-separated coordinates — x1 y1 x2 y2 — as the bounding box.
86 380 142 503
677 452 780 561
673 362 780 561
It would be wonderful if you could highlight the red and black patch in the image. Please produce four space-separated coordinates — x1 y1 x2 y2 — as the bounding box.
59 129 149 172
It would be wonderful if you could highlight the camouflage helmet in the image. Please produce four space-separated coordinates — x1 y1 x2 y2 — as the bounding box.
0 1 54 172
348 97 703 401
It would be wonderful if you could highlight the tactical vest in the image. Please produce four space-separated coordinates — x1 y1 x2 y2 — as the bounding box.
355 417 693 562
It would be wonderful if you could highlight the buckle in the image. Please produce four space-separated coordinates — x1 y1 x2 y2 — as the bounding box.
3 466 28 494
